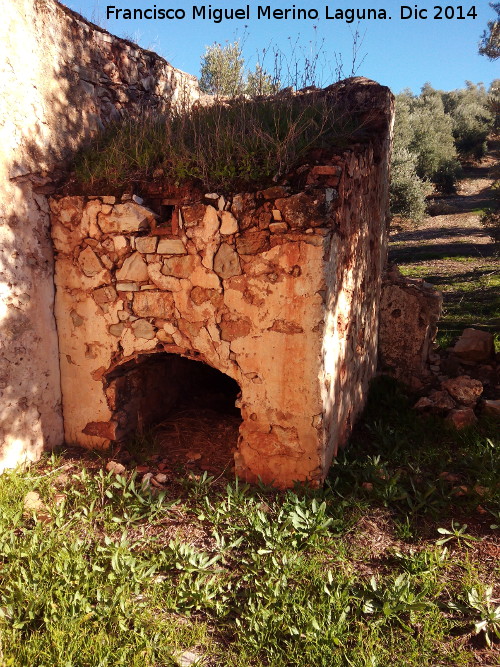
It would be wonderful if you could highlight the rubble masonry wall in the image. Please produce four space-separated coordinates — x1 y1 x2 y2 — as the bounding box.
50 119 391 487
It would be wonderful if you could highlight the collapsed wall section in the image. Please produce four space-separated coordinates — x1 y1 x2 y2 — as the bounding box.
0 0 201 471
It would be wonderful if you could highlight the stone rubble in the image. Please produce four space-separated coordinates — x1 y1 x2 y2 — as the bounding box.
411 327 499 429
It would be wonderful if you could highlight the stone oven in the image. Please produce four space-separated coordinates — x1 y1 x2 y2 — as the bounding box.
49 80 393 488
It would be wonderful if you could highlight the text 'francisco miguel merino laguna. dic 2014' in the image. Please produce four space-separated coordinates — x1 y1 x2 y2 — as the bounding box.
105 5 479 23
105 5 389 22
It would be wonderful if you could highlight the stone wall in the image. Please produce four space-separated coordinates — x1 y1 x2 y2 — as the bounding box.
378 264 443 391
50 81 393 487
0 0 201 470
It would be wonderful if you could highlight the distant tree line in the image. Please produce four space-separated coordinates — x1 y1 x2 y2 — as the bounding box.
390 81 498 220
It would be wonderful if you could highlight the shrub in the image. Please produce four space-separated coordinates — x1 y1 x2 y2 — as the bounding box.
443 83 493 159
433 157 463 194
199 41 245 97
389 146 430 220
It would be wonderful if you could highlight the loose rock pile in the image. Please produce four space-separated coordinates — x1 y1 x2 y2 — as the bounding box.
413 328 500 427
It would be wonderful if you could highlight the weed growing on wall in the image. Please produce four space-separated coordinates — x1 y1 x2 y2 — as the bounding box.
74 91 362 193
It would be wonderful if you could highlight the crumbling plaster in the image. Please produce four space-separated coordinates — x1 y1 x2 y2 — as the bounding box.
50 78 394 487
0 0 201 470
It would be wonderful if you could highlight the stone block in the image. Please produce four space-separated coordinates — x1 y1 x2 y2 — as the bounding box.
97 202 157 234
483 399 500 419
133 291 174 319
157 238 187 254
131 319 156 340
116 252 149 282
135 236 158 253
378 267 442 384
213 243 241 279
274 192 326 229
269 222 288 234
236 231 269 255
162 255 197 278
446 408 477 430
220 211 238 235
441 376 483 407
93 286 117 304
453 328 495 363
78 246 103 277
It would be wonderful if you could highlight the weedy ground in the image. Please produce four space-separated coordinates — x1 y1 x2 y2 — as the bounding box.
0 386 499 667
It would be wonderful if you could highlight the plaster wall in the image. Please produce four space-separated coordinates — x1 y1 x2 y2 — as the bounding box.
0 0 200 470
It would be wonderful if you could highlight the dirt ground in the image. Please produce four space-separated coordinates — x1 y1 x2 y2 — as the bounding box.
390 140 498 267
389 139 499 341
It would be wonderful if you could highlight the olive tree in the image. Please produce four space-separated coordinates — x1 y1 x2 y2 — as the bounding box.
479 2 500 60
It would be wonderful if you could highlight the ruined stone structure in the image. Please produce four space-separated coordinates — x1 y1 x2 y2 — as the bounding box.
0 0 200 471
49 78 394 487
378 264 443 391
1 0 395 486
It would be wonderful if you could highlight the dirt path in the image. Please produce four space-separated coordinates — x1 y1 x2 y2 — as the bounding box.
388 140 499 344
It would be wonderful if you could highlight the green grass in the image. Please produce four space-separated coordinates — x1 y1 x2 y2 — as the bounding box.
0 378 499 666
399 264 500 350
73 92 362 194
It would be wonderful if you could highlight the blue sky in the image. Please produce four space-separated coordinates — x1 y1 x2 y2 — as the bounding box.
64 1 498 93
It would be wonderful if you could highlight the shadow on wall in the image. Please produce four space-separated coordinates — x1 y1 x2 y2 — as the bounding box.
0 0 200 470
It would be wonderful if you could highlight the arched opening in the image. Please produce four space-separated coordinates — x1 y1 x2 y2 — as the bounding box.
105 353 241 474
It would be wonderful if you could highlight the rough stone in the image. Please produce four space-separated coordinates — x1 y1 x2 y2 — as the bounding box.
220 211 238 235
446 408 477 430
148 263 183 291
441 376 483 407
135 236 158 253
78 246 103 277
131 319 156 339
98 202 157 234
236 231 269 255
157 238 187 254
133 291 175 319
413 396 433 410
378 267 442 385
219 317 252 341
453 328 495 363
269 222 288 233
106 460 126 474
109 323 125 337
482 399 500 419
181 203 206 227
261 186 289 199
113 236 128 254
116 252 149 282
428 390 456 412
92 286 117 305
116 282 139 292
213 243 242 279
162 255 197 278
274 192 325 229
